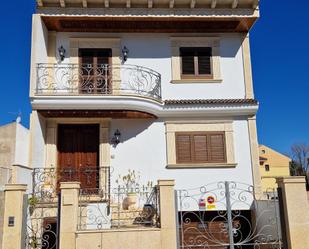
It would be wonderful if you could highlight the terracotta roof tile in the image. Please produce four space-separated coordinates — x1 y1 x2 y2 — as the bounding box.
164 99 258 105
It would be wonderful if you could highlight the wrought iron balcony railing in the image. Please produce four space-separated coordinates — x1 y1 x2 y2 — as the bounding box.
36 63 162 101
31 167 111 204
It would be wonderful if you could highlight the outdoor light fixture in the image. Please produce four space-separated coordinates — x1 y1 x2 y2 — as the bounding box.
112 129 121 146
122 46 129 62
58 46 66 61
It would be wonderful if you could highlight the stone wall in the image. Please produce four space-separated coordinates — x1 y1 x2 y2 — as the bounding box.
0 191 5 249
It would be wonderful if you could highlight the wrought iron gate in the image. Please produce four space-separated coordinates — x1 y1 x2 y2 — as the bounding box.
177 181 283 249
25 168 60 249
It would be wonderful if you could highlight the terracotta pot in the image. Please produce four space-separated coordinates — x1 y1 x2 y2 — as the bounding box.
123 192 137 210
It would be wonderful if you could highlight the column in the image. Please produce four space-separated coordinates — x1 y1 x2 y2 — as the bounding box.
158 180 177 249
276 177 309 249
59 182 80 249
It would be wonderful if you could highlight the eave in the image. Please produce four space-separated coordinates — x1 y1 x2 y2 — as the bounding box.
36 0 259 32
36 0 259 10
40 14 258 33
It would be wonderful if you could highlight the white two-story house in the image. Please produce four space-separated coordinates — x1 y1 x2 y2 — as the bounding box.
25 1 273 248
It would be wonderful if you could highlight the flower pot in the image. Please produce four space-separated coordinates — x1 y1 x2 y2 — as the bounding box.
123 192 137 210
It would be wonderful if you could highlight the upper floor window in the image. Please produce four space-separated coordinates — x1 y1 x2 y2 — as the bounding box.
175 132 226 164
171 37 221 83
78 48 112 94
265 164 270 171
180 47 212 79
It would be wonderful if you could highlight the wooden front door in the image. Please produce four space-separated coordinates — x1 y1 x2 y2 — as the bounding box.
57 124 100 191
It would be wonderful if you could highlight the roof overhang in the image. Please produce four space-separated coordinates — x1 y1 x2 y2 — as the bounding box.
37 0 259 32
37 0 259 9
41 14 257 32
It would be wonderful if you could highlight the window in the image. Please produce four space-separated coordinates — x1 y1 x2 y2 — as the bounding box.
79 48 112 94
175 132 226 164
261 149 266 154
180 47 212 78
265 164 270 171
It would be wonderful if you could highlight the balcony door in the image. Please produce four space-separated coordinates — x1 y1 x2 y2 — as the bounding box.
57 124 100 191
79 48 112 94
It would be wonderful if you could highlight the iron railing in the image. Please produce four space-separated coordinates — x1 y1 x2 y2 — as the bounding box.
31 167 111 204
36 63 161 100
78 185 160 230
177 181 282 249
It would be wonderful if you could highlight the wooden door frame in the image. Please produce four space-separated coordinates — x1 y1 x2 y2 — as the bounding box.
45 118 111 174
57 123 101 190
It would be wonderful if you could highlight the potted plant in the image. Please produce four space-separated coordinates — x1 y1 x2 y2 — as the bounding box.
116 170 140 210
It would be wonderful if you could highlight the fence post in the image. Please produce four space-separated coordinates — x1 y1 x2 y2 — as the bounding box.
158 180 177 249
276 176 309 249
1 184 27 249
59 182 80 249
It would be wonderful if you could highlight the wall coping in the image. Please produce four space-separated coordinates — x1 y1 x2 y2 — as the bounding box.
76 227 161 234
157 179 175 186
59 182 81 189
4 184 27 192
276 176 306 184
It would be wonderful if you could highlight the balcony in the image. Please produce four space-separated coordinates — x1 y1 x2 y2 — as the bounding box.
35 63 162 101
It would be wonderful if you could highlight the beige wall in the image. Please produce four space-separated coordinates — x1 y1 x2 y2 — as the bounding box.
76 229 161 249
0 123 16 168
259 145 290 192
0 191 4 249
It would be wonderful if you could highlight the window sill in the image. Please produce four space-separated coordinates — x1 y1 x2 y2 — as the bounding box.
166 163 237 169
170 79 223 84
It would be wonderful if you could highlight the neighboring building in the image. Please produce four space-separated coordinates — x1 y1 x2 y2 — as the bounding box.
259 144 291 194
0 120 30 189
0 120 30 249
12 1 285 249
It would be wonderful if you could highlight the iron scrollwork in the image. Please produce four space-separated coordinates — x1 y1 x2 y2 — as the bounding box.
36 63 161 100
177 181 283 249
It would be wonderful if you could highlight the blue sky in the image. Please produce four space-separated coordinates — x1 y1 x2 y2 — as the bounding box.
0 1 308 155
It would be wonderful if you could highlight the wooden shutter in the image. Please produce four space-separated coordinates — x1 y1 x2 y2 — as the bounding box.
197 48 212 75
180 47 212 77
180 48 195 75
175 132 226 164
176 134 192 163
208 133 226 162
192 134 208 162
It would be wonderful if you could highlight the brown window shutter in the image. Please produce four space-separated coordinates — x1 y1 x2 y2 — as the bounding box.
197 47 212 75
192 134 208 162
180 47 195 75
176 134 192 163
208 133 226 162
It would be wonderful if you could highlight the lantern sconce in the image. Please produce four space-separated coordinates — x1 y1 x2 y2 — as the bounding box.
58 46 66 61
112 129 121 147
122 46 129 62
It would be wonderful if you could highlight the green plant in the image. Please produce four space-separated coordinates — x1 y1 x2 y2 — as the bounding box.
28 196 39 207
116 169 141 193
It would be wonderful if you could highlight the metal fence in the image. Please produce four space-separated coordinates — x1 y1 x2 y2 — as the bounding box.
78 185 160 230
177 181 283 249
31 167 111 204
25 166 111 249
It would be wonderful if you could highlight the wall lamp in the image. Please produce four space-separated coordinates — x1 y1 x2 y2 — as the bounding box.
112 129 121 147
58 46 66 61
122 46 129 62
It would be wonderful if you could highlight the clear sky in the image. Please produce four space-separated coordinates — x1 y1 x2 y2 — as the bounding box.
0 1 308 155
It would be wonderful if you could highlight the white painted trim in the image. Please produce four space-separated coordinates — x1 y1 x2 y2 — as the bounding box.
31 96 258 117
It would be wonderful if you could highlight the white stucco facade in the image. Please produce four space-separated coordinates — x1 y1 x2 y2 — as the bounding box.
28 10 261 201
